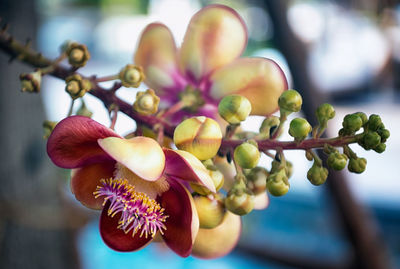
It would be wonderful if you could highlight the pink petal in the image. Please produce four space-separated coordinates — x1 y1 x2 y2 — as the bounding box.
158 180 199 257
179 4 247 82
163 149 215 193
98 137 165 181
100 201 153 252
209 57 288 116
47 116 121 169
192 211 241 259
134 23 185 95
70 161 116 210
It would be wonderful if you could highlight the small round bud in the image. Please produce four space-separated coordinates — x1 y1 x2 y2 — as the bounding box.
289 118 312 139
42 120 57 139
354 112 368 126
377 128 390 142
367 114 383 131
267 169 289 196
20 71 42 93
361 131 381 150
343 114 363 133
65 74 91 99
278 89 302 113
76 100 93 118
119 64 145 88
133 89 160 115
234 142 260 169
218 95 251 124
191 169 224 195
316 103 335 125
194 195 225 229
348 157 367 174
259 116 280 137
225 188 255 216
66 42 90 68
327 152 348 171
174 116 222 160
307 163 328 186
246 167 268 195
374 143 386 153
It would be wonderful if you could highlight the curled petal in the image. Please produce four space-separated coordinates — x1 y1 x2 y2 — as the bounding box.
100 201 153 252
158 180 199 257
134 23 184 94
98 137 165 181
71 161 116 210
209 57 288 116
253 192 270 210
163 149 215 193
192 211 241 259
47 116 121 168
179 4 247 82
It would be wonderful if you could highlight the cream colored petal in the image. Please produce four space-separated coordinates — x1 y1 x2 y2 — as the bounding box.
253 192 270 210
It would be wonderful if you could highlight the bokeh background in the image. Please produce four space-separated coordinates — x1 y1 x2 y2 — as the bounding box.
0 0 399 268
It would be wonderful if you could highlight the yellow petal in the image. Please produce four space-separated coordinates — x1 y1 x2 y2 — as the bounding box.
191 211 241 259
98 137 165 181
134 23 181 94
179 4 247 81
210 57 288 116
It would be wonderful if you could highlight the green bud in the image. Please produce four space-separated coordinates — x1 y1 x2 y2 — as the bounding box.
374 143 386 153
354 112 368 126
119 64 145 88
278 89 302 113
234 142 260 169
307 163 328 186
42 120 57 139
316 103 335 125
218 95 252 124
66 42 90 68
342 114 363 133
65 74 91 99
266 169 289 196
225 186 254 216
194 195 225 229
246 167 268 195
361 131 381 150
348 157 367 174
259 116 280 137
270 160 292 179
367 114 383 131
377 128 390 143
133 89 160 115
289 118 312 139
327 152 348 171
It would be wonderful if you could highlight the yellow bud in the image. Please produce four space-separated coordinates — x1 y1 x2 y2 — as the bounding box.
218 95 251 124
119 64 145 88
225 188 254 216
234 142 260 169
66 42 90 68
174 116 222 160
193 195 225 229
190 169 224 195
65 74 91 99
133 89 160 115
246 167 268 195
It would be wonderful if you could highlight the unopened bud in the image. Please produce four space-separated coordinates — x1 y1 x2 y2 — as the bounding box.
348 157 366 174
377 128 390 143
343 114 363 133
194 195 225 229
133 89 160 115
20 71 42 93
316 103 335 125
246 167 268 195
327 152 348 171
360 131 381 150
218 95 251 124
234 142 260 169
76 100 93 118
65 74 91 99
289 118 312 140
367 114 383 131
174 116 222 160
225 186 254 216
259 116 280 137
66 42 90 68
267 169 289 196
278 89 302 113
307 163 328 186
374 143 386 153
119 64 145 88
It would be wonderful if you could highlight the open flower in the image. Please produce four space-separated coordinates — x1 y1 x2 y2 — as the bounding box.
47 116 215 257
135 4 288 122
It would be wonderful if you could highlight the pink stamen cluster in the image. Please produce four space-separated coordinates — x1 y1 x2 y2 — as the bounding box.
94 178 168 238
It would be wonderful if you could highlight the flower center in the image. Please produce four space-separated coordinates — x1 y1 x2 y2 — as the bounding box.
179 85 205 113
94 178 168 238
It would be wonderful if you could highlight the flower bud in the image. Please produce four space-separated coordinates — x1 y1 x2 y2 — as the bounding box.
316 103 335 125
360 131 381 150
218 95 251 124
246 167 268 195
20 71 42 93
289 118 312 139
367 114 382 131
174 116 222 160
76 100 93 118
267 169 289 196
342 114 363 133
194 195 225 229
119 64 145 88
374 143 386 153
348 157 367 174
307 163 328 186
259 116 280 137
66 42 90 68
354 112 368 126
234 142 260 169
65 74 91 99
278 89 302 113
133 89 160 115
42 120 57 139
191 169 224 195
327 152 348 171
377 128 390 143
225 187 255 216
